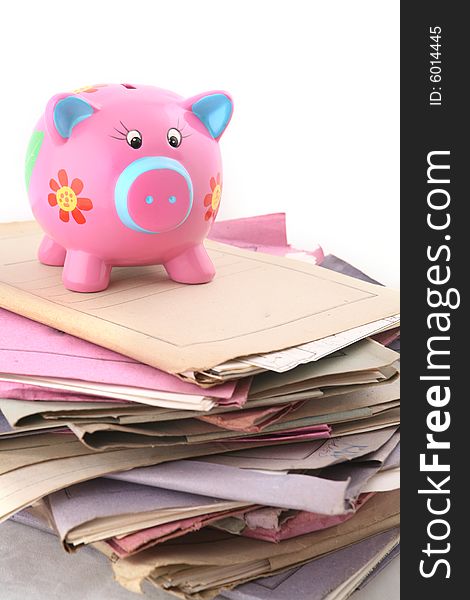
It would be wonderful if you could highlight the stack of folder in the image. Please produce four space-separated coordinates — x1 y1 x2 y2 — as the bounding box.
0 213 400 599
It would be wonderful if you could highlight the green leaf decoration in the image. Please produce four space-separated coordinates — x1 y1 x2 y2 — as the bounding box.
25 130 45 190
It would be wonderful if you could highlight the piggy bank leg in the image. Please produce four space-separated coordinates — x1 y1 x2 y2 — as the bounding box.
62 250 111 292
38 236 66 266
164 244 215 284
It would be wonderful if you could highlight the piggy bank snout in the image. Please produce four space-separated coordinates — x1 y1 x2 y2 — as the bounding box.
115 157 193 234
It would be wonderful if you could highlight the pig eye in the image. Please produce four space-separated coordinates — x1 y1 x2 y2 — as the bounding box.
167 128 182 148
126 130 142 149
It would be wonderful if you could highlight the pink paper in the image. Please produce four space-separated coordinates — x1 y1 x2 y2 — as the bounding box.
371 328 400 347
209 213 289 247
242 494 373 543
209 213 324 263
215 377 253 408
0 381 120 403
106 506 257 557
0 308 237 399
105 494 373 557
198 400 305 433
0 377 251 406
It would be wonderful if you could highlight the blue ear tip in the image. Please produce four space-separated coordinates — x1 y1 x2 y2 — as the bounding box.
54 96 94 138
191 93 233 139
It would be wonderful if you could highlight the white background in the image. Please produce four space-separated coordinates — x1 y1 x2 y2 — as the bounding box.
0 0 399 287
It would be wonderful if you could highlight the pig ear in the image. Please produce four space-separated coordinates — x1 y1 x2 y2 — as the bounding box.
45 94 97 140
184 91 233 140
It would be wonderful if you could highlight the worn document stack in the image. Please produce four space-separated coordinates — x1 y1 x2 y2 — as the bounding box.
0 214 400 599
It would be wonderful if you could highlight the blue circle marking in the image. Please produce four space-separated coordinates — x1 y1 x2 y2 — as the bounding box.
168 195 176 204
145 195 154 204
114 156 193 234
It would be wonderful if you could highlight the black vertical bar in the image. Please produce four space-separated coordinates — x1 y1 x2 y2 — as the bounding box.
401 2 466 597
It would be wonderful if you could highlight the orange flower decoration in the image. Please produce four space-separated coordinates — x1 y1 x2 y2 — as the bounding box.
48 170 93 224
73 84 107 94
204 174 222 221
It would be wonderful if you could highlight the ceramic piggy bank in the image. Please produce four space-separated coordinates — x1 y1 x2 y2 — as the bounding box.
25 83 233 292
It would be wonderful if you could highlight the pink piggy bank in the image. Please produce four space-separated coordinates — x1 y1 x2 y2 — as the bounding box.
25 83 233 292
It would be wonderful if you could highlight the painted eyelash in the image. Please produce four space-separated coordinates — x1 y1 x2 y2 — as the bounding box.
176 117 188 134
110 121 130 139
110 124 191 140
